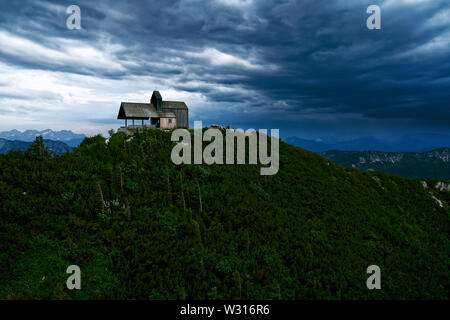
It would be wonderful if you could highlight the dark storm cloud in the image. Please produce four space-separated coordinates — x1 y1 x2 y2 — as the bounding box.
0 0 449 137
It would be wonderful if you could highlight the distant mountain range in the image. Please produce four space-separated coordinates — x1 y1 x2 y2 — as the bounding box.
320 148 450 180
283 137 333 153
285 133 450 152
0 129 85 148
0 138 72 155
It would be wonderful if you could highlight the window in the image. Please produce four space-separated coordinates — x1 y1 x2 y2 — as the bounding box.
169 119 172 124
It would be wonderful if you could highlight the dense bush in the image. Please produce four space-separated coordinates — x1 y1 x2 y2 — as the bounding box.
0 129 448 299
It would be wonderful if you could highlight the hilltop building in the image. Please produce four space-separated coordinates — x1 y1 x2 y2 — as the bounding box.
117 91 189 131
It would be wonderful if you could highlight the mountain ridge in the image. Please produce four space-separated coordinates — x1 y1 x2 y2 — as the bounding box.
321 148 450 180
285 133 450 152
0 138 72 154
0 129 85 147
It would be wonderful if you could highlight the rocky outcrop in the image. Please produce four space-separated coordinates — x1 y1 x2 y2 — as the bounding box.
435 181 450 192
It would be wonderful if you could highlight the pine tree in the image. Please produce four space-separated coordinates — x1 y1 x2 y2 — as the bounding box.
28 136 48 160
96 182 105 213
179 172 186 219
196 178 202 213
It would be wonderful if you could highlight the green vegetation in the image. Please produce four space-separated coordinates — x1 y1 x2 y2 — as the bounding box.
0 129 448 299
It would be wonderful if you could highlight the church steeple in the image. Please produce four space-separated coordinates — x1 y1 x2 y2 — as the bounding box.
151 91 163 111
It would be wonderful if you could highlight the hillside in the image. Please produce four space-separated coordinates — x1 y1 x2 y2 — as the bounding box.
0 129 448 299
321 148 450 180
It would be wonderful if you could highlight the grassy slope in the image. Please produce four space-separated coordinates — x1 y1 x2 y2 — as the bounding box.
0 129 448 299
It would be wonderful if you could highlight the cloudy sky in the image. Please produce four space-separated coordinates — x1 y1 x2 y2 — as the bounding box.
0 0 449 139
